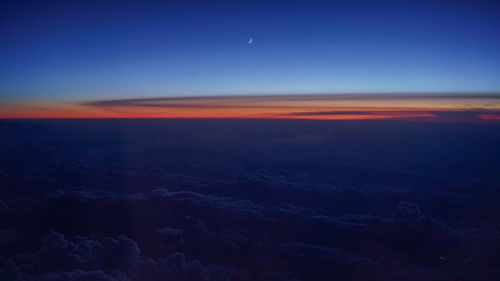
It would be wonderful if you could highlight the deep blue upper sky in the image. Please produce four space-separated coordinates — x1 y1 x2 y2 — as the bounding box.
1 0 499 101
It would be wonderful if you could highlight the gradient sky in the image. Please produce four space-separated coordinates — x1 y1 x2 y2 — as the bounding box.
1 0 500 103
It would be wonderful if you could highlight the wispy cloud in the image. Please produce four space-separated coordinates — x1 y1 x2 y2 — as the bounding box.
77 93 500 120
2 93 499 120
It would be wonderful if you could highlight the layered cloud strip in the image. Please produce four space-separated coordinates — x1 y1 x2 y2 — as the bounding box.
1 93 500 120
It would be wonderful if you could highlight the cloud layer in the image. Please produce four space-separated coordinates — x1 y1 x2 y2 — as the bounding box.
2 93 499 119
1 119 499 280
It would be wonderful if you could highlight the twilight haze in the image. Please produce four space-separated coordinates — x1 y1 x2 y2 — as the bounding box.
2 1 500 281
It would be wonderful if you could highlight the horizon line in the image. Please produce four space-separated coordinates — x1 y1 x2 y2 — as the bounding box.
1 92 499 121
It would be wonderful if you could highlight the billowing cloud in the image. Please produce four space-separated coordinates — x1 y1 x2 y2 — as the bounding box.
1 119 500 280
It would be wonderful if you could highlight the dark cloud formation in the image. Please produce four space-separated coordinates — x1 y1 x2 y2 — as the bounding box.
288 111 380 116
40 270 130 281
1 119 499 280
1 230 250 281
0 229 18 248
38 231 139 272
286 109 500 121
83 93 500 108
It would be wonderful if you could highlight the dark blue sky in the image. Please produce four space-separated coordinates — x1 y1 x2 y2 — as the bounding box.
1 0 499 101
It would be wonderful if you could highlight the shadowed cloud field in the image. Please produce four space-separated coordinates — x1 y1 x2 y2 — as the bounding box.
1 118 499 281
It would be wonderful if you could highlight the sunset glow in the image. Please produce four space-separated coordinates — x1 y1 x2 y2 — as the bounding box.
2 94 499 121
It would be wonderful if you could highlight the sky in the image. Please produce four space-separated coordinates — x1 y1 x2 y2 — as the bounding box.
0 0 500 118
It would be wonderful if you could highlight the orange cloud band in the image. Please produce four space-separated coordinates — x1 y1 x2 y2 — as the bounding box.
1 93 499 121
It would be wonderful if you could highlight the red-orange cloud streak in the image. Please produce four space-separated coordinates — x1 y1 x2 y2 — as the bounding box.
1 94 499 121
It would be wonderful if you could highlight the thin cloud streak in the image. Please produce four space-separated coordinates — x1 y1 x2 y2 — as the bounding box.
84 93 500 108
77 93 500 120
285 108 500 120
2 93 500 120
